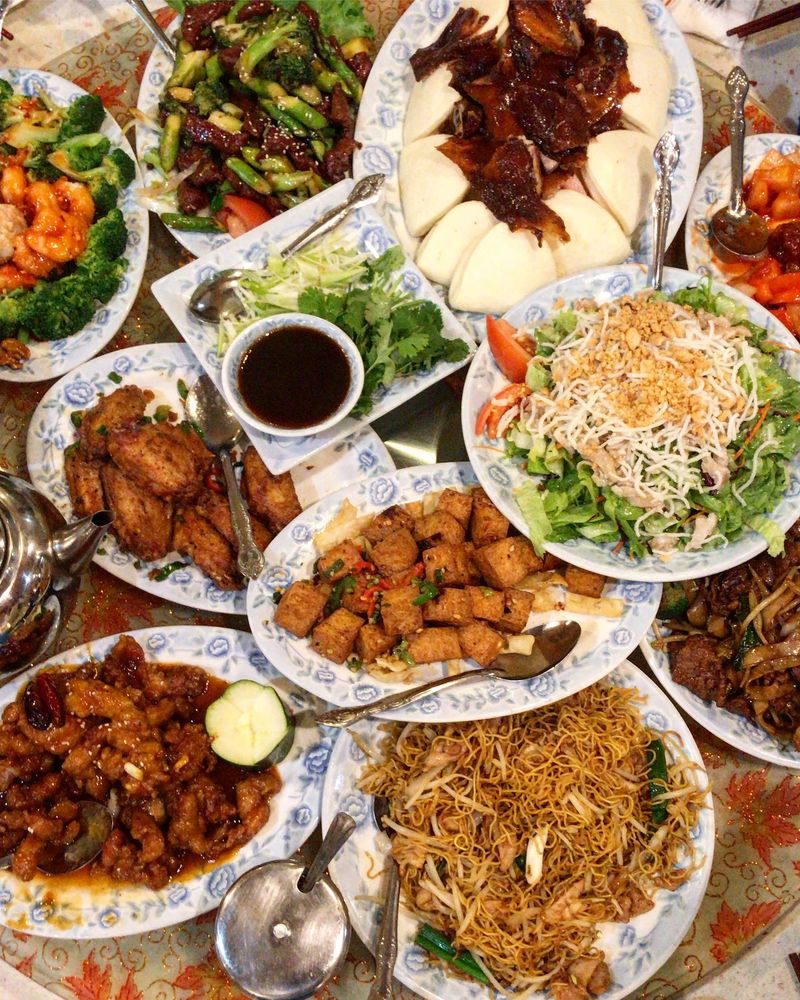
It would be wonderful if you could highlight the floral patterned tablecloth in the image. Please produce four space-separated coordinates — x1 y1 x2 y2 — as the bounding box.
1 6 800 999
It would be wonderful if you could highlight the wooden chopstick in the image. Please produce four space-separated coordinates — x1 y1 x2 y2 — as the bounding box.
727 1 800 38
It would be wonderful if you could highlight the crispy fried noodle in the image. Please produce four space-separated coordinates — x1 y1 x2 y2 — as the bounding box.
358 685 706 998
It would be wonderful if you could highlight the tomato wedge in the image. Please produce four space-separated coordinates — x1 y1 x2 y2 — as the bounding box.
218 195 272 237
486 316 534 384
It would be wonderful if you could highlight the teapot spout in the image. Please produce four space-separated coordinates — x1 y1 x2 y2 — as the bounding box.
51 510 114 583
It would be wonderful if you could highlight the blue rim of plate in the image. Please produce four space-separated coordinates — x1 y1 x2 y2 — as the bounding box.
26 342 396 615
1 69 149 383
247 461 661 722
0 626 334 938
352 0 703 337
321 658 715 1000
685 133 800 280
640 628 800 768
462 263 800 583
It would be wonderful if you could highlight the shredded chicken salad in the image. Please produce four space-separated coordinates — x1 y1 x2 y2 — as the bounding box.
481 284 800 560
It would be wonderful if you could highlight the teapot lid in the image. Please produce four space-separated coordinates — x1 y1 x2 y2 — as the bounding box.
0 474 61 639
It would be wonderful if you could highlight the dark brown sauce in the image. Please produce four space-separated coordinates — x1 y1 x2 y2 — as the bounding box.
238 324 352 429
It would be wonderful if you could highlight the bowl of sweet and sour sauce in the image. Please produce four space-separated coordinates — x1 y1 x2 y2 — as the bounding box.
221 312 365 438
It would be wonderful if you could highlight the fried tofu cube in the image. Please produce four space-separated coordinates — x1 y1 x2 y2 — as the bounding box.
311 608 363 663
380 585 424 636
364 504 415 543
469 488 510 547
496 589 534 634
407 627 461 664
564 565 608 598
463 542 483 584
356 624 397 663
466 586 505 622
372 527 419 577
423 588 473 626
423 544 473 586
437 488 473 527
414 511 466 546
341 575 371 617
318 539 362 582
458 622 504 666
473 537 541 590
274 581 328 638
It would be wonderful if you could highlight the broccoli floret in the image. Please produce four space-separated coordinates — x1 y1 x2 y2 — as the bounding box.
0 289 25 338
24 145 62 181
17 272 97 341
239 12 314 82
266 53 313 90
166 50 210 90
47 147 136 215
77 254 127 304
3 120 61 149
58 94 105 141
82 208 128 261
192 79 228 116
59 132 111 172
87 180 119 218
213 20 264 49
103 148 136 188
0 80 12 102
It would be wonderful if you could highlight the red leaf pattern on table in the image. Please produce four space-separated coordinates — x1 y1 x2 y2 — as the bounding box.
64 953 112 1000
116 972 143 1000
14 953 34 978
724 770 800 867
709 900 782 963
173 949 249 1000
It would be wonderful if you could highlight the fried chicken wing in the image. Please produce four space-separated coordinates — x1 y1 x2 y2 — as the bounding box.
78 386 153 459
194 489 273 553
108 423 208 502
100 465 173 562
65 448 106 518
241 446 301 532
173 507 241 591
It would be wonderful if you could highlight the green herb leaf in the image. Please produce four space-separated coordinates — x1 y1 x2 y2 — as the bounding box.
108 371 122 384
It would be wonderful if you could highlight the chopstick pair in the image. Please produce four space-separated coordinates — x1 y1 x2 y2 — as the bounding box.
727 1 800 38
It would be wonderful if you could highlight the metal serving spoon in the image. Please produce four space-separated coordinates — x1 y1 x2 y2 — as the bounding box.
710 66 769 259
189 173 386 324
123 0 176 59
215 812 356 1000
316 620 581 728
369 796 400 1000
647 131 680 291
0 800 113 876
185 374 264 580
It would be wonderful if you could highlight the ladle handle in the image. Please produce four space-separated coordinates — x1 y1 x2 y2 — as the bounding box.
726 66 749 217
279 174 385 260
124 0 176 59
298 812 356 893
647 132 679 291
219 448 264 580
368 860 401 1000
315 666 496 728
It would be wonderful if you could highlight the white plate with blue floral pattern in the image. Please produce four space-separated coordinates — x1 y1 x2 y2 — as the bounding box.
322 658 714 1000
640 627 800 769
685 133 800 280
352 0 702 334
462 263 800 583
26 342 396 615
0 626 333 938
247 461 660 722
1 69 149 383
151 178 475 476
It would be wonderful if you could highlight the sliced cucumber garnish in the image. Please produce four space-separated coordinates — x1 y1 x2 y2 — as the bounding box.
205 680 295 770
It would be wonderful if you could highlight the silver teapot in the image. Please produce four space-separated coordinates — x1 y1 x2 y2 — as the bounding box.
0 473 113 674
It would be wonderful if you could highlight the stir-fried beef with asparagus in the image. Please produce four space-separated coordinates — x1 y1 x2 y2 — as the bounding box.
148 0 372 235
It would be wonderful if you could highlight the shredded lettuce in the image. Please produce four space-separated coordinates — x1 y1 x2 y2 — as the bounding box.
534 309 577 357
747 514 786 557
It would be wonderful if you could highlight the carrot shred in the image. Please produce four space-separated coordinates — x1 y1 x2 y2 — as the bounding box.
733 402 771 460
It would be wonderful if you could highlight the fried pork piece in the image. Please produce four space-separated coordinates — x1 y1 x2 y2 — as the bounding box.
241 446 301 531
78 385 153 459
195 489 273 553
101 465 173 561
108 423 210 502
65 447 106 518
173 507 241 591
